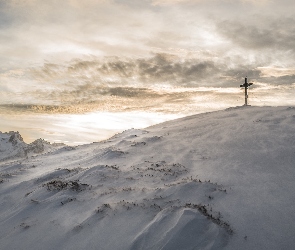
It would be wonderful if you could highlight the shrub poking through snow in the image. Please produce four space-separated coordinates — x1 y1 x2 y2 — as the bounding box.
45 180 89 191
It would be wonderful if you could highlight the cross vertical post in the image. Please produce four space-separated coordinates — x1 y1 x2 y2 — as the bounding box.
244 77 248 106
240 77 253 106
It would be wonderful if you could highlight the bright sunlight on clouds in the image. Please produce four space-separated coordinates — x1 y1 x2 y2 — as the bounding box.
1 0 295 144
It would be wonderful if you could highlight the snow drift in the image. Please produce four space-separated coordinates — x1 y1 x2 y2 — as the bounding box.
1 106 295 250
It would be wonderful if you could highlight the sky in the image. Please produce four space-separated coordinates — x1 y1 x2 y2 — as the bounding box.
1 0 295 144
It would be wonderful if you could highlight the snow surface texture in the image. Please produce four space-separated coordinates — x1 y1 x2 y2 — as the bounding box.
1 106 295 250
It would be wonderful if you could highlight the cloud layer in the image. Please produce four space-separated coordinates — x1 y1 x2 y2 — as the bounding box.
1 0 295 115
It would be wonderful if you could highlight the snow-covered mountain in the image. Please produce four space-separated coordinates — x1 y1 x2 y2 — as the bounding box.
1 106 295 250
0 131 66 162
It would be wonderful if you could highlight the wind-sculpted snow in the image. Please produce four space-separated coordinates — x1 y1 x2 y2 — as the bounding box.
0 154 230 250
1 106 295 250
130 208 229 250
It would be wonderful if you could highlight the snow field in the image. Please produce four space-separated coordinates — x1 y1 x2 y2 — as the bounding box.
1 106 295 249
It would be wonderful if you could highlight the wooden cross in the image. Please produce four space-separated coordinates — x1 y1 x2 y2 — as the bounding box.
240 77 253 106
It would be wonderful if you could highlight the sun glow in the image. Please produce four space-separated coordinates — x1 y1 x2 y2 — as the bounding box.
0 111 180 145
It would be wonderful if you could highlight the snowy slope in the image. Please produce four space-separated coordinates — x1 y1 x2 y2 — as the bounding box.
1 106 295 250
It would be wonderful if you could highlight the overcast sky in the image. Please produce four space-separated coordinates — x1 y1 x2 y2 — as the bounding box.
1 0 295 115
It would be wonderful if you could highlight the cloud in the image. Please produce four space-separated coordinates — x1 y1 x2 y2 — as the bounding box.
1 0 295 117
151 0 270 5
26 54 225 91
263 75 295 85
0 86 241 115
3 0 108 9
0 0 164 69
2 52 295 109
258 67 295 78
3 82 295 116
216 17 295 52
1 0 294 72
